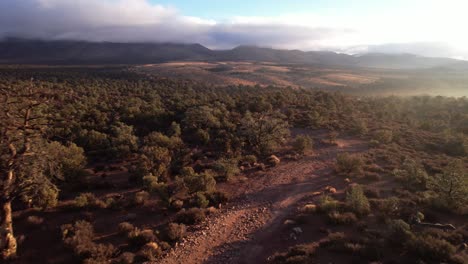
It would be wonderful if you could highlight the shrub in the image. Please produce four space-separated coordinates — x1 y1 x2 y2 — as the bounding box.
241 155 257 165
429 159 468 210
194 192 209 208
206 191 229 206
134 191 150 206
371 197 399 220
211 158 240 181
74 193 107 209
163 223 187 242
183 169 217 194
136 242 162 262
26 215 44 226
118 222 134 235
393 158 429 190
320 232 346 250
128 228 156 248
272 243 317 264
373 129 393 144
387 219 413 245
346 185 370 217
407 235 456 262
142 174 158 190
115 252 135 264
176 208 206 225
327 212 358 225
292 135 313 155
318 196 341 213
335 153 364 175
61 221 115 261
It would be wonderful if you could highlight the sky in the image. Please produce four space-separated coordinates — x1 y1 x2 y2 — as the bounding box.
1 0 467 59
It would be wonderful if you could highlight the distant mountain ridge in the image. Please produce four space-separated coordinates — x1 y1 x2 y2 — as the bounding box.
0 39 466 69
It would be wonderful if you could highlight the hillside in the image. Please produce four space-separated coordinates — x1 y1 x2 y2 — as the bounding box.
0 39 466 69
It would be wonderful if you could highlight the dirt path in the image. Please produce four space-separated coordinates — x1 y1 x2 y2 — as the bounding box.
158 138 367 264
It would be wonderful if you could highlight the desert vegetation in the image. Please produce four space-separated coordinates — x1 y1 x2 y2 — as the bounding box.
0 66 466 263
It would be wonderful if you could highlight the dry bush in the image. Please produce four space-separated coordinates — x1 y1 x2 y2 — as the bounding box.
118 222 134 235
114 252 135 264
327 212 358 225
163 223 187 242
136 242 162 262
319 232 347 251
271 243 318 264
128 229 156 248
133 191 150 206
26 215 44 226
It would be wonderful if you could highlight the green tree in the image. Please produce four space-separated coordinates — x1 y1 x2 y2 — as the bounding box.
240 112 290 156
292 135 313 155
429 160 468 209
0 83 56 259
346 185 370 216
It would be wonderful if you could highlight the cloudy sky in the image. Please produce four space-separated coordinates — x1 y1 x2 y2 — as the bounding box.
1 0 467 59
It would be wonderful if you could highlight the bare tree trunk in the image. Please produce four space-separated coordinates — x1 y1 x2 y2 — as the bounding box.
1 170 17 260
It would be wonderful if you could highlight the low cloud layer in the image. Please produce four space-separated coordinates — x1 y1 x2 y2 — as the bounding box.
0 0 467 59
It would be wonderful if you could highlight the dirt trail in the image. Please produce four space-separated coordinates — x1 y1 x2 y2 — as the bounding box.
158 138 367 264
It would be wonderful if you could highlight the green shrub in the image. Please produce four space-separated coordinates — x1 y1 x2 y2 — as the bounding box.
183 169 217 194
335 153 364 175
318 196 341 213
346 185 370 217
393 158 429 190
194 192 209 208
292 135 313 155
387 219 413 245
61 221 114 261
211 158 240 181
241 155 257 165
373 129 393 144
407 235 456 262
206 191 229 206
74 193 107 209
176 208 206 225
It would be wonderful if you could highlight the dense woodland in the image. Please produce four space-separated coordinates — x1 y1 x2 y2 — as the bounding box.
0 66 467 263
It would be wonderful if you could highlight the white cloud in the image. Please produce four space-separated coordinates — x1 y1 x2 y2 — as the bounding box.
0 0 467 59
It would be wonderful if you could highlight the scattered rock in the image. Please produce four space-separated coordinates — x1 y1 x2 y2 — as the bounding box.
284 219 296 225
301 204 317 213
311 191 322 196
293 227 303 234
267 155 281 167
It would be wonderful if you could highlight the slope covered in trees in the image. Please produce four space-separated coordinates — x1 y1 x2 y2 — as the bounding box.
0 66 466 263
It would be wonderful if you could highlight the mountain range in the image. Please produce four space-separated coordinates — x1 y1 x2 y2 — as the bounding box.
0 38 466 70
